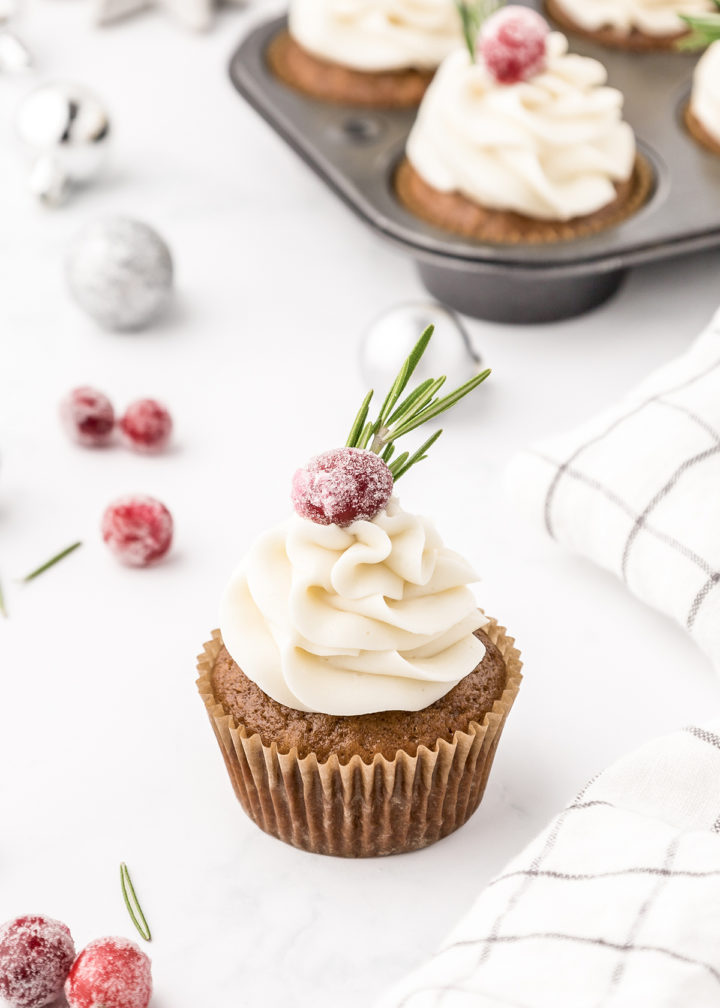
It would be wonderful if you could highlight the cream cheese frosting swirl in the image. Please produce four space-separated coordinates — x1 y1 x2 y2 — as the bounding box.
288 0 461 72
406 32 636 222
691 41 720 147
551 0 713 38
220 497 486 716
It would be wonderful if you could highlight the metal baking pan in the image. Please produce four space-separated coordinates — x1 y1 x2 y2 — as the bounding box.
229 12 720 322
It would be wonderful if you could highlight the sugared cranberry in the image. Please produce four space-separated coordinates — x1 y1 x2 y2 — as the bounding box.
60 387 115 447
101 494 173 566
65 937 152 1008
0 915 75 1008
479 6 549 84
291 447 393 527
119 398 172 454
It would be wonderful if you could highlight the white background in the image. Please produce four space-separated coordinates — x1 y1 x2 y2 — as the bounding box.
1 4 720 1006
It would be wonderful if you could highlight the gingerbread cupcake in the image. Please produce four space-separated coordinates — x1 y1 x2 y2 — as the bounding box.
267 0 462 107
396 6 653 244
546 0 714 51
683 15 720 155
197 327 522 857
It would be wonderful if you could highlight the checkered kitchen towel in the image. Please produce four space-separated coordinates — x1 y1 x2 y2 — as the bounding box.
505 308 720 664
378 722 720 1008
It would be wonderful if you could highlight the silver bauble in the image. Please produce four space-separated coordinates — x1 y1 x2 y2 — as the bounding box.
66 218 174 332
16 82 110 206
0 32 31 73
360 301 482 392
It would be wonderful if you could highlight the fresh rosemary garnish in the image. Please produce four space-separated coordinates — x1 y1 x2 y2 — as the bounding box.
346 324 491 481
456 0 503 61
678 2 720 49
22 541 82 582
120 862 152 942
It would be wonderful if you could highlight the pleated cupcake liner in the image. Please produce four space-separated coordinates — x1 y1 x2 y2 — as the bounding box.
196 616 522 858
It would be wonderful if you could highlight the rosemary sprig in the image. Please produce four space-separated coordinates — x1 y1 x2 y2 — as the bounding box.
346 325 491 481
678 2 720 49
120 862 152 942
455 0 504 61
22 541 82 582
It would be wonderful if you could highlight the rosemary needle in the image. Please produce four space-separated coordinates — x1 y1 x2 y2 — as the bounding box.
120 862 152 943
21 541 82 583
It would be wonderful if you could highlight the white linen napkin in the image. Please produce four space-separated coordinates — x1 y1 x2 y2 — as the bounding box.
378 721 720 1008
505 308 720 665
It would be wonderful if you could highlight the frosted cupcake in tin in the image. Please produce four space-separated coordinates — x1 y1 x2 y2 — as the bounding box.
197 326 522 857
267 0 463 107
396 6 653 244
546 0 714 51
683 15 720 155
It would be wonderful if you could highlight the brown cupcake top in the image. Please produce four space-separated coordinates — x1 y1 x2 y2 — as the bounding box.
210 627 508 764
267 31 433 108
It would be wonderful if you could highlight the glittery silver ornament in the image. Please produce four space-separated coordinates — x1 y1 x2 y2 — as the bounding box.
360 302 482 392
16 82 110 206
66 218 174 332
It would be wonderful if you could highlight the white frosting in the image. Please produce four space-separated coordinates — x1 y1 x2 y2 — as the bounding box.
219 498 487 716
288 0 460 72
692 41 720 147
406 34 636 222
552 0 713 38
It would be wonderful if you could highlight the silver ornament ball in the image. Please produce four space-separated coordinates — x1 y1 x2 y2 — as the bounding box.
66 217 174 332
16 82 110 205
360 301 482 392
0 31 32 74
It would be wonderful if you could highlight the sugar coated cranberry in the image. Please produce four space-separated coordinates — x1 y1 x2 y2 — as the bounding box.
101 494 173 566
479 6 549 84
291 447 393 527
119 398 173 454
0 915 75 1008
60 386 115 447
65 937 152 1008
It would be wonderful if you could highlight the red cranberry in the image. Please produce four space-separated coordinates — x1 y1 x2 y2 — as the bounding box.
60 387 115 447
119 398 172 454
101 494 173 566
0 915 75 1008
291 447 393 527
479 6 549 84
65 937 152 1008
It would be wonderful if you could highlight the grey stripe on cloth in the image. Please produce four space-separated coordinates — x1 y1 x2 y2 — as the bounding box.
472 778 599 969
447 933 720 987
621 444 720 582
542 354 720 539
688 575 720 630
658 399 720 442
532 453 716 578
595 838 680 1007
684 725 720 749
487 865 720 888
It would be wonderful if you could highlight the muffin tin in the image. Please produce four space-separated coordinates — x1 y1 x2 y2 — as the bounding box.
229 12 720 323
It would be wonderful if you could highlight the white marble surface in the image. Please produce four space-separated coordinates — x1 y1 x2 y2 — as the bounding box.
1 5 720 1006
